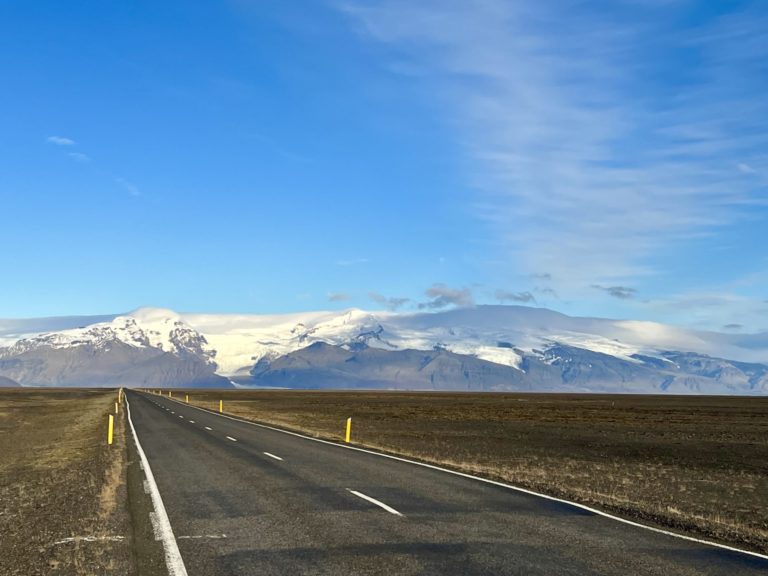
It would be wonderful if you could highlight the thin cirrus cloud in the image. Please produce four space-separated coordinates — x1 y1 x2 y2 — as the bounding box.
67 152 91 163
328 292 352 302
46 136 140 196
340 1 768 292
336 258 369 267
115 177 140 197
46 135 75 146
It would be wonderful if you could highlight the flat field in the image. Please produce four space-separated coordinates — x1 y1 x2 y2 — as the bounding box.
175 389 768 554
0 389 131 575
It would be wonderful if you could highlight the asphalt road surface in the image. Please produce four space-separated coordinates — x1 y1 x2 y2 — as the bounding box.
125 390 768 576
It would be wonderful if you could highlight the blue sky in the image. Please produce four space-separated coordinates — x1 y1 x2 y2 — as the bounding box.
1 1 766 332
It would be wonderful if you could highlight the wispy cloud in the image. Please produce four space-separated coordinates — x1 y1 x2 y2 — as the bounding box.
68 152 91 163
494 289 535 303
419 283 474 309
248 131 313 163
723 323 743 330
328 292 352 302
591 285 637 300
115 177 140 197
336 258 369 267
368 291 410 310
46 137 141 197
46 136 75 146
341 1 768 292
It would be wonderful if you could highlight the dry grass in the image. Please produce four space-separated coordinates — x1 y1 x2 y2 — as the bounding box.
178 389 768 554
0 389 132 575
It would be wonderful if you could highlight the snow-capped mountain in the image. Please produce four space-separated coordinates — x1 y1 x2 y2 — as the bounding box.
1 305 767 393
3 308 216 364
178 306 768 373
0 308 226 388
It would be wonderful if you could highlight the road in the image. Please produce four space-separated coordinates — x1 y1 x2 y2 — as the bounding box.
125 390 768 575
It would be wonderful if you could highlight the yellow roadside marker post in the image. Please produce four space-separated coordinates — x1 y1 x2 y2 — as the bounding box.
185 394 189 403
108 415 114 445
115 401 119 414
345 417 352 443
169 390 172 398
219 399 223 413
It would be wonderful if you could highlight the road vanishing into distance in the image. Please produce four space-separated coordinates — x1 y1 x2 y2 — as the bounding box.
125 390 768 576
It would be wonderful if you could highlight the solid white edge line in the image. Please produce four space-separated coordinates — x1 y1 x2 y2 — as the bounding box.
347 489 403 516
157 393 768 561
126 395 189 576
263 452 283 461
226 436 237 442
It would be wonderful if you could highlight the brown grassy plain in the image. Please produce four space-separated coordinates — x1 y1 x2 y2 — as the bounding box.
174 389 768 554
0 389 131 575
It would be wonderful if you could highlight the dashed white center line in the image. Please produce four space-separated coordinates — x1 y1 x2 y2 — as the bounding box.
263 452 283 461
226 436 237 442
189 421 195 424
179 415 184 419
204 426 212 431
347 489 403 516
